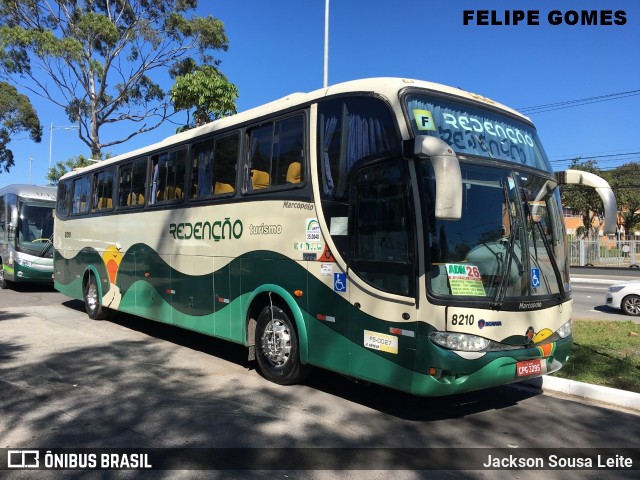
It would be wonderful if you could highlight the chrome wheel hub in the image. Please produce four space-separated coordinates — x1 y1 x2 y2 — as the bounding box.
86 282 98 311
261 318 292 366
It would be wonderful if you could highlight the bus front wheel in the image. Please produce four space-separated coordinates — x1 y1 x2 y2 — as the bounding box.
84 274 109 320
255 304 310 385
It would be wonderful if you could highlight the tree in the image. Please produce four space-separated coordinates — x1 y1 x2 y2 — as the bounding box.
560 158 607 239
47 153 111 185
170 65 238 132
0 0 232 158
609 162 640 237
0 81 42 172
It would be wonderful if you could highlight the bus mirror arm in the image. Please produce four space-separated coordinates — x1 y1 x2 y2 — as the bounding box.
407 136 462 220
556 169 617 235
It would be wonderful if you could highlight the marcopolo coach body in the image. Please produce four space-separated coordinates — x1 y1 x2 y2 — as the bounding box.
52 78 616 396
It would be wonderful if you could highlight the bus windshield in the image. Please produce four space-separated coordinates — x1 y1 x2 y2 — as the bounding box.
17 201 54 257
405 94 552 171
420 162 569 304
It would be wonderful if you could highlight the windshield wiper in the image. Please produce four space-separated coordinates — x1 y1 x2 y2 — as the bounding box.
532 220 566 298
491 182 517 310
39 234 54 257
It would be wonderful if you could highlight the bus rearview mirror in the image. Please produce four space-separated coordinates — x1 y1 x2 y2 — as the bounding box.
412 136 462 221
556 169 617 235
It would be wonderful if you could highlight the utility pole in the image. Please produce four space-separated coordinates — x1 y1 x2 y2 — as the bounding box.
324 0 329 88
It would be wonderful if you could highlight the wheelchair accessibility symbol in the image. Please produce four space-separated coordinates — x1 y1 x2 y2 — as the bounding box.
334 273 347 293
531 268 541 288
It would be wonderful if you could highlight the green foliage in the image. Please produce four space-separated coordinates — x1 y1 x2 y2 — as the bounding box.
0 81 42 172
608 162 640 235
0 0 231 158
170 66 238 131
553 320 640 393
47 153 110 185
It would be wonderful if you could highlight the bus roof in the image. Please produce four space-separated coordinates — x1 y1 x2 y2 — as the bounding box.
60 77 529 180
0 184 56 201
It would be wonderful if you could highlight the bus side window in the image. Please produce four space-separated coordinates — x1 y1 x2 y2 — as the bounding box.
246 115 304 192
117 159 146 208
152 149 186 204
118 163 133 207
57 181 72 216
72 176 91 215
213 134 238 195
192 140 214 198
93 168 115 211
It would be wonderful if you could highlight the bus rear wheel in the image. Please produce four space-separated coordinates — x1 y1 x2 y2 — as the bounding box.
255 304 310 385
84 274 109 320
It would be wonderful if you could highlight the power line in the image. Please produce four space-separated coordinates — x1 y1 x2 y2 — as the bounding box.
518 89 640 114
549 150 640 164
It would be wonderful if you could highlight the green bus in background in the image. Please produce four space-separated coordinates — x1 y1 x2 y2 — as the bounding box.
0 184 56 289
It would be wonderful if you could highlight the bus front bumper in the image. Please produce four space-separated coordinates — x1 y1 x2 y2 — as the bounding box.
410 334 573 397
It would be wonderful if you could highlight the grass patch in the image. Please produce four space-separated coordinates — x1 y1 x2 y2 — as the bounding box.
552 320 640 393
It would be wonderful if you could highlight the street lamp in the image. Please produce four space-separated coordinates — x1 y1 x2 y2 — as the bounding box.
48 123 79 181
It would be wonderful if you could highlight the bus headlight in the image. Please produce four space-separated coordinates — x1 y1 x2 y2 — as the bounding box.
15 258 33 268
429 332 490 352
556 320 572 339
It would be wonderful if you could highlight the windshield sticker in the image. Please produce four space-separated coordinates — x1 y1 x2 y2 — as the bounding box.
446 263 486 296
531 268 541 288
413 109 437 131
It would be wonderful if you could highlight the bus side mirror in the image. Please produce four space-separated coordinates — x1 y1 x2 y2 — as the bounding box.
408 136 462 220
556 169 617 235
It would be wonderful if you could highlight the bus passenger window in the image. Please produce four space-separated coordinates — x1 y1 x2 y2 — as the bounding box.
57 181 73 216
118 158 146 208
213 134 238 194
72 176 91 215
152 149 186 204
246 115 304 191
92 168 115 211
192 140 214 197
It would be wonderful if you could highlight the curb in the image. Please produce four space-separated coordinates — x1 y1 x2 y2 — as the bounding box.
521 375 640 413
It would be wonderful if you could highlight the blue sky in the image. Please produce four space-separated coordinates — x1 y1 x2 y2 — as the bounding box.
3 0 639 186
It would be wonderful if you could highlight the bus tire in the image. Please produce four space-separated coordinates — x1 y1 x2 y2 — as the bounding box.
255 304 310 385
84 273 109 320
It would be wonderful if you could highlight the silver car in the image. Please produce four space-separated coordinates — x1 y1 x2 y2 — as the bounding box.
606 280 640 316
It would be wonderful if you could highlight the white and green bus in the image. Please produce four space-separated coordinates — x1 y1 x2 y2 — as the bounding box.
53 78 616 396
0 184 56 289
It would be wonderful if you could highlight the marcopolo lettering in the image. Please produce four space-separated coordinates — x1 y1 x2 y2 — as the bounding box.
283 201 314 210
519 301 542 310
169 218 243 241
